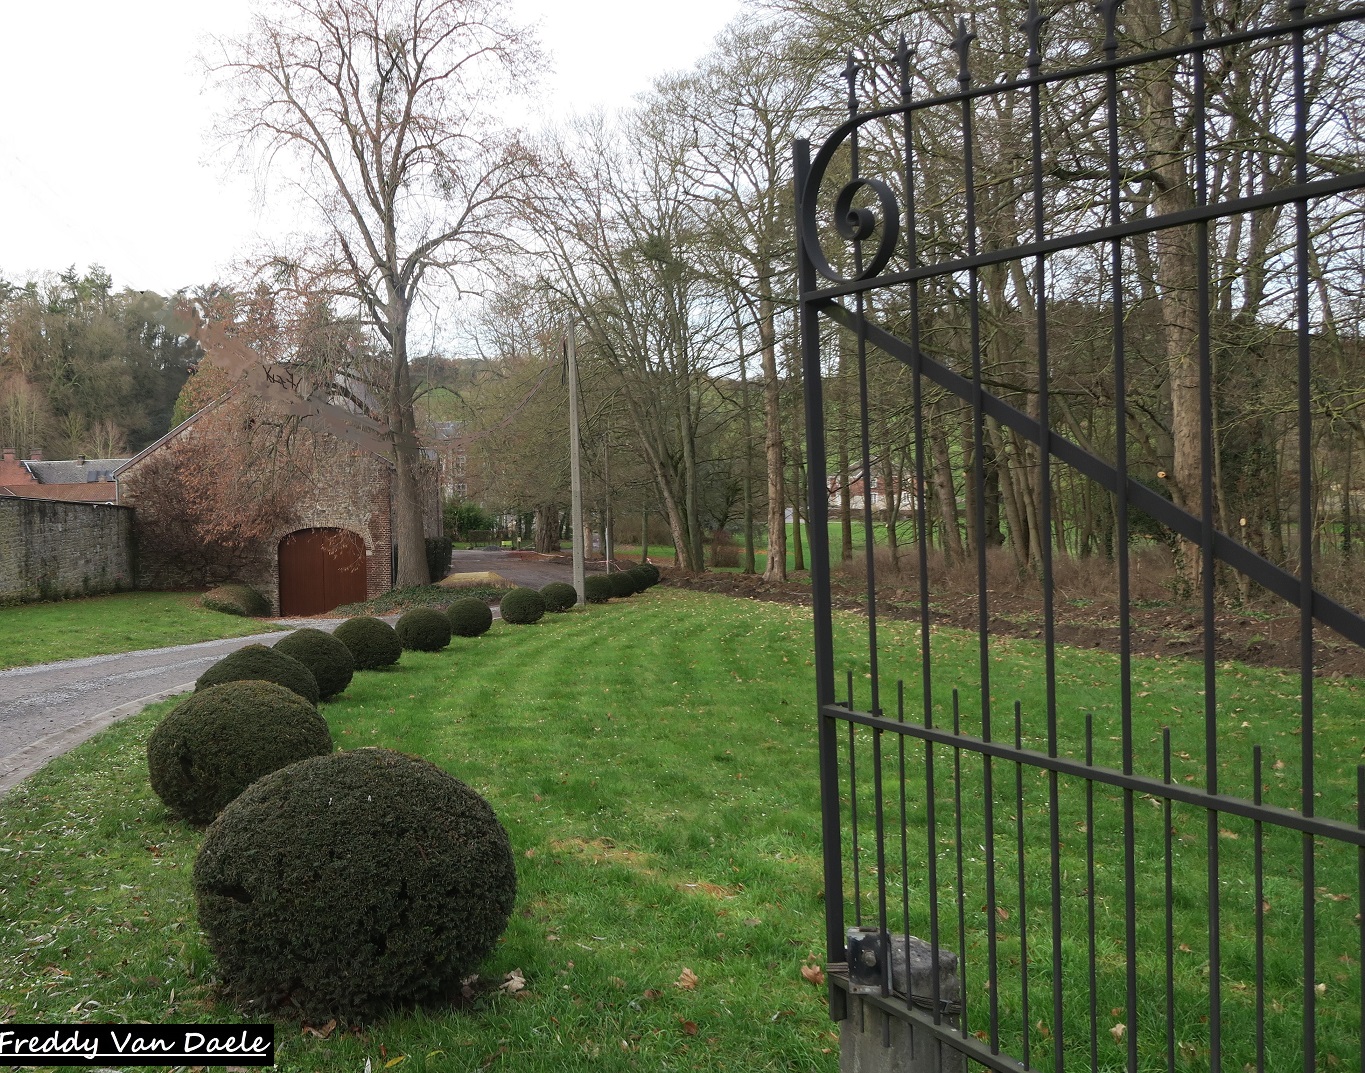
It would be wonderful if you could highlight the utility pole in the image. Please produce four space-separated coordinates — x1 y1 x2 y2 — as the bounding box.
566 321 586 606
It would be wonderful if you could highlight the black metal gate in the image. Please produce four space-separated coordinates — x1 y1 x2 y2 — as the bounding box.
797 3 1365 1069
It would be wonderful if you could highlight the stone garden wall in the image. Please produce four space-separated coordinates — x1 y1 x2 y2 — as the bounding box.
0 498 135 604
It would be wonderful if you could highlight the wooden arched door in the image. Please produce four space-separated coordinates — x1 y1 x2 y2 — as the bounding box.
278 528 367 616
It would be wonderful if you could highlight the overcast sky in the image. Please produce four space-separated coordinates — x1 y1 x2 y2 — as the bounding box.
0 0 745 296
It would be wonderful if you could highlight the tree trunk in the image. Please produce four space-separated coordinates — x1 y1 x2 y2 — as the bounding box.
388 312 431 588
739 342 756 574
930 400 963 562
760 291 787 581
534 503 561 553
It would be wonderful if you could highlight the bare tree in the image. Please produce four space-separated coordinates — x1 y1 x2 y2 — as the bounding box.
206 0 540 585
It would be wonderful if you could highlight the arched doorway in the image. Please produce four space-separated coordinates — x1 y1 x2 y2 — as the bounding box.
278 528 367 616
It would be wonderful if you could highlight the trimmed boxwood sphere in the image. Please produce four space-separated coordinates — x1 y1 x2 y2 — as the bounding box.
637 562 661 587
273 628 354 700
447 597 493 637
148 681 333 826
196 644 319 706
626 567 652 593
540 581 578 612
334 616 402 669
583 575 614 603
396 607 452 652
607 571 636 599
499 587 546 625
193 748 516 1021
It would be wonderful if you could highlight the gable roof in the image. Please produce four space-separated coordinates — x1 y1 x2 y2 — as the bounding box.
24 459 128 484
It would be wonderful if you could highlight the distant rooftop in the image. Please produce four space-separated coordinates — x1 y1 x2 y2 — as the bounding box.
24 458 128 484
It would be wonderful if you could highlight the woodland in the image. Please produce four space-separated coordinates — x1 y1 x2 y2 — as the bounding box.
2 0 1363 609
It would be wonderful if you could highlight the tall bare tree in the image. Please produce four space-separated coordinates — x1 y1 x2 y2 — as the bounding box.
207 0 540 585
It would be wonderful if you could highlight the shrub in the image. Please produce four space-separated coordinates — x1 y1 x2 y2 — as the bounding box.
607 571 636 599
626 567 652 593
273 629 354 700
583 575 614 603
499 587 546 625
194 748 516 1021
540 581 578 612
147 681 333 826
196 644 319 706
334 616 402 670
447 597 493 637
201 583 270 617
637 562 661 587
396 607 452 652
425 536 454 582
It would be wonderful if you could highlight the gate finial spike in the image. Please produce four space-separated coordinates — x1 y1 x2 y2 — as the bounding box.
894 32 913 101
1287 0 1307 19
952 17 976 86
1094 0 1122 54
842 51 860 114
1021 0 1050 71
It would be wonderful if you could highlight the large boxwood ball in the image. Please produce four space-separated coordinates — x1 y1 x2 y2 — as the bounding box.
395 607 452 652
193 749 517 1021
333 616 402 669
626 566 653 593
607 571 636 599
196 644 319 706
637 562 661 587
499 587 546 625
447 597 493 637
273 628 354 700
147 681 333 826
583 575 614 603
540 581 578 613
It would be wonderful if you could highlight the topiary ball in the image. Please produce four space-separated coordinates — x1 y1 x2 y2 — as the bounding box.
273 628 354 700
201 582 270 617
499 587 546 625
625 567 652 593
147 681 333 826
607 571 636 599
196 644 319 706
540 581 578 612
396 607 452 652
194 748 517 1021
334 616 402 670
583 575 614 603
637 562 661 587
447 597 493 638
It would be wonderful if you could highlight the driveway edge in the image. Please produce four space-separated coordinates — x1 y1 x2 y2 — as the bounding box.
0 683 194 798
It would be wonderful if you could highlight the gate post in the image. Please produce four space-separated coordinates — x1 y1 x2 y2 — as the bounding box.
839 934 962 1073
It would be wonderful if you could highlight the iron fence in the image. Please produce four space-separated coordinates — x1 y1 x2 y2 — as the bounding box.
797 2 1365 1069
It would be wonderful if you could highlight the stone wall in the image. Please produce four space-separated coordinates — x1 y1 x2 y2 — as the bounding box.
0 499 135 604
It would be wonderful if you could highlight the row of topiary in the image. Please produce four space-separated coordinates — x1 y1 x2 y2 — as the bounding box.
140 565 662 1021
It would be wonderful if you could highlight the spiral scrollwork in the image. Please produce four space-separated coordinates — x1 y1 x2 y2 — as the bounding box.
799 150 902 285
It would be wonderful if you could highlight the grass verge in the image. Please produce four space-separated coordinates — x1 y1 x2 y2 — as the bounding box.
0 592 275 671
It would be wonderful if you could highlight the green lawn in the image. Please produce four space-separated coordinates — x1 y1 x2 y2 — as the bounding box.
0 588 1358 1072
0 591 276 670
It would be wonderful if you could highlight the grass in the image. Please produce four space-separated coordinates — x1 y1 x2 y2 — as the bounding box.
0 589 1359 1072
0 592 274 671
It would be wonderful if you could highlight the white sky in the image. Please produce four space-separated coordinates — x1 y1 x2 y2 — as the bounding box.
0 0 745 296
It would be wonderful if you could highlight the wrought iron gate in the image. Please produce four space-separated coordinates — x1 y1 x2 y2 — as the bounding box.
797 3 1365 1069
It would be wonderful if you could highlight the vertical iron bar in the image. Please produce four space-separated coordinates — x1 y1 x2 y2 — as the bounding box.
1164 728 1176 1073
1014 701 1031 1070
955 20 1000 1054
1254 746 1265 1073
1085 713 1098 1073
1097 3 1140 1065
953 690 970 1041
794 137 846 1022
1022 5 1065 1062
849 673 862 927
1289 3 1317 1068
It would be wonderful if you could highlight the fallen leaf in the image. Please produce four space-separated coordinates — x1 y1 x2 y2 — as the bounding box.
801 964 825 986
643 989 663 1001
679 1019 698 1036
384 1058 408 1068
1111 1023 1126 1042
1316 982 1328 996
676 967 699 990
609 976 626 988
500 969 526 994
995 906 1009 922
301 1019 336 1040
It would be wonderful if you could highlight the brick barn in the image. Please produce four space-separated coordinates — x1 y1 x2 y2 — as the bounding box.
115 389 440 616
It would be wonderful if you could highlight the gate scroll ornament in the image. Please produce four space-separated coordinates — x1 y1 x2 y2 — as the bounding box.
796 2 1365 1070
